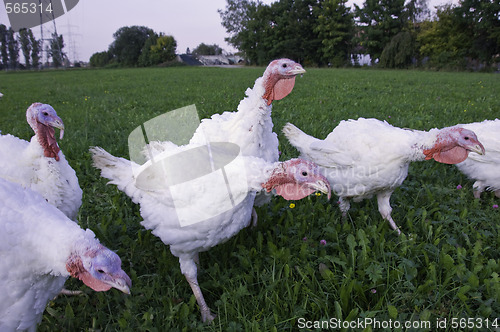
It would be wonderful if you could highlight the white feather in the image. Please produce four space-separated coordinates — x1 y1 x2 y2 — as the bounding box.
188 77 279 163
283 118 459 234
0 179 100 331
91 145 277 259
284 118 438 199
456 119 500 195
0 109 82 220
146 75 279 168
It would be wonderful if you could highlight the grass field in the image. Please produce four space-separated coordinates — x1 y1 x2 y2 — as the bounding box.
0 66 499 331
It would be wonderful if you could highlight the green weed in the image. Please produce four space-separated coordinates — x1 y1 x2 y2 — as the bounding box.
0 67 498 331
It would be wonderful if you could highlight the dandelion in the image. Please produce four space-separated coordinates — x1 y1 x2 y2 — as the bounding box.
320 239 327 246
493 204 499 209
456 185 462 190
289 203 295 209
315 192 321 196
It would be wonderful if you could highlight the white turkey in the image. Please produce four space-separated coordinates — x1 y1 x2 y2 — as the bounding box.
0 178 131 332
148 59 305 219
455 119 500 198
0 103 82 220
91 143 330 322
187 58 305 162
148 59 305 163
283 118 485 235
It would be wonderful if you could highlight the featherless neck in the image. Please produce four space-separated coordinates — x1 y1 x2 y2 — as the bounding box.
408 128 440 161
235 77 273 124
245 158 280 191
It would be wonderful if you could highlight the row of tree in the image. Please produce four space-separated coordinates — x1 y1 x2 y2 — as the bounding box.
89 26 226 68
219 0 500 69
90 26 177 68
0 24 66 70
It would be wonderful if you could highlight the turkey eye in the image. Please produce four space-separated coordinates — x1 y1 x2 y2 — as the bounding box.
43 112 48 116
282 63 287 68
97 269 105 274
464 136 469 140
301 171 308 176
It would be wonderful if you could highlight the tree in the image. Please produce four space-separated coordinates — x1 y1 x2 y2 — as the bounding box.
192 43 223 55
138 34 177 66
137 34 158 67
266 0 323 65
7 27 19 69
29 30 40 69
109 26 155 66
314 0 355 66
150 35 177 62
49 33 65 68
89 51 112 67
220 0 285 64
0 25 7 69
417 5 469 68
19 29 31 69
220 0 357 66
454 0 500 63
219 0 261 52
354 0 407 64
406 0 430 24
380 31 414 68
220 0 326 65
234 2 272 64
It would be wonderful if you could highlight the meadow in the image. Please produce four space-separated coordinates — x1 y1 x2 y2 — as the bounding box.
0 66 499 331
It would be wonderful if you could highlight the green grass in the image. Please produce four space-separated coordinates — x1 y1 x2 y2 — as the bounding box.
0 67 499 331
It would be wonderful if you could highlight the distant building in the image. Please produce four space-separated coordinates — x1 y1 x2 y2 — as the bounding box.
176 54 203 66
177 54 244 66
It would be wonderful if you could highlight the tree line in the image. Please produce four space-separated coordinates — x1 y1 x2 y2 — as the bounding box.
219 0 500 70
89 26 177 68
89 26 226 68
0 24 66 70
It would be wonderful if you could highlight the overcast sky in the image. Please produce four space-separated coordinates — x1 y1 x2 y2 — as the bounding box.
0 0 458 63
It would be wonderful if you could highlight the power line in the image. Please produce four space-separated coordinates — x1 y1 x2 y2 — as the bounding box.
60 21 82 63
39 0 64 68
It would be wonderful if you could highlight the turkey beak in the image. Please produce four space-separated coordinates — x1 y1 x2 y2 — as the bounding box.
110 271 132 294
289 64 306 76
470 142 485 155
115 280 131 295
47 115 65 139
309 177 331 200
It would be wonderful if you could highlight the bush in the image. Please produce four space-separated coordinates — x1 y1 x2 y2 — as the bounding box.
89 51 112 67
380 31 414 69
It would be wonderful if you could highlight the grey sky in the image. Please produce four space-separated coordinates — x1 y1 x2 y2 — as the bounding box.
0 0 458 63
